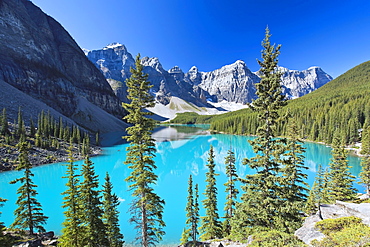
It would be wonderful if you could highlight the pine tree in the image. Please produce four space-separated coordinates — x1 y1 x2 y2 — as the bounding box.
123 54 165 246
223 148 238 236
79 156 108 247
59 146 83 247
193 184 200 243
102 173 124 247
200 145 222 241
1 108 10 136
10 142 48 235
327 134 357 202
305 164 326 219
181 175 200 246
279 120 309 231
231 27 288 238
30 118 36 138
0 197 9 245
359 126 370 194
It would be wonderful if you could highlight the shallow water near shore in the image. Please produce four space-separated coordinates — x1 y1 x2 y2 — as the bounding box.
0 125 363 246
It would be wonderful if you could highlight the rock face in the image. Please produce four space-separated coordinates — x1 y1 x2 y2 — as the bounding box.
295 201 370 246
86 45 212 107
86 43 332 109
190 60 258 104
277 66 333 99
0 0 125 131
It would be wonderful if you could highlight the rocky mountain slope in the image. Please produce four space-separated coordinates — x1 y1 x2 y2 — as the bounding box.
85 43 332 119
0 0 126 132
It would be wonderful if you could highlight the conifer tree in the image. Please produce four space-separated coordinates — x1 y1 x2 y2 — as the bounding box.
193 184 200 243
102 173 124 247
279 120 309 231
231 27 291 237
200 145 222 241
305 164 326 218
181 175 200 246
30 118 36 138
223 148 238 236
59 146 83 247
79 156 108 247
123 54 165 247
359 126 370 194
327 134 357 202
10 142 48 235
0 201 12 246
1 108 10 136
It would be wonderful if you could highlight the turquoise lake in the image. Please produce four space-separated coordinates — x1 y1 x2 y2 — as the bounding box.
0 125 363 246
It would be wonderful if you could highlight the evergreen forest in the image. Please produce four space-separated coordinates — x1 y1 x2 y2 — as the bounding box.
1 28 370 247
172 60 370 146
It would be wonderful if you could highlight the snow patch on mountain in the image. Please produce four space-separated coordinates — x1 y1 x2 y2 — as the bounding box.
84 43 332 120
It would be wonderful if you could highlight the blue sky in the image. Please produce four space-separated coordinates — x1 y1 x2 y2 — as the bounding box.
31 0 370 78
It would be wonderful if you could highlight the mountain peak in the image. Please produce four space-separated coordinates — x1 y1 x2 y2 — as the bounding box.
168 66 183 74
189 66 198 72
103 42 126 50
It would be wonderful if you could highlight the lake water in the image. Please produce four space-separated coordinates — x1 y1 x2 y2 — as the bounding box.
0 125 363 246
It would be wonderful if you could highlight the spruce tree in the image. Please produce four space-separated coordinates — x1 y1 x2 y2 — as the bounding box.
193 184 200 243
59 146 83 247
327 134 357 202
279 120 309 231
102 173 124 247
123 54 165 246
181 175 200 246
359 126 370 194
305 164 326 219
181 175 193 245
79 156 108 247
10 142 48 235
223 148 238 236
1 108 10 136
231 27 291 237
200 145 222 241
0 209 12 246
30 118 36 138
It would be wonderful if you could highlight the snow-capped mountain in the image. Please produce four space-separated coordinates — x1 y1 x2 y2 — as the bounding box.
85 43 332 118
277 66 333 98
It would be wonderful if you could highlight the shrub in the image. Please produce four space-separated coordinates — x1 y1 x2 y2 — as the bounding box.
315 216 362 236
312 223 370 247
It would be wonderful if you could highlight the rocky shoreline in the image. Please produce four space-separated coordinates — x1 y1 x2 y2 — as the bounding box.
0 143 101 172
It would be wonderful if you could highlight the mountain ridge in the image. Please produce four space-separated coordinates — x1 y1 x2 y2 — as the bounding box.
85 43 332 119
0 0 126 132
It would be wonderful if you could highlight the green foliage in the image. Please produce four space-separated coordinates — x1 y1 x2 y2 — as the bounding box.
0 108 10 136
315 216 362 236
0 196 12 246
249 230 306 247
232 28 305 238
181 175 199 245
59 146 83 247
278 120 309 231
79 156 108 247
223 148 238 236
359 126 370 194
102 173 124 247
195 60 370 146
313 224 370 247
123 54 165 246
312 217 370 247
326 134 357 202
200 145 222 241
305 164 328 216
9 142 48 235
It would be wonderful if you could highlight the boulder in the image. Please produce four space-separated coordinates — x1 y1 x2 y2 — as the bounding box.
295 201 370 246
